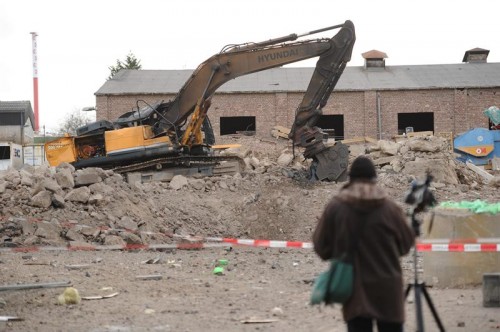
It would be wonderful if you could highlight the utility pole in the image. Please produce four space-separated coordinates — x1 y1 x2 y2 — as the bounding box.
30 32 39 132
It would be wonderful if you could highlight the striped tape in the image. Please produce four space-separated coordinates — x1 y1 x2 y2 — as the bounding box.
1 241 499 253
416 243 500 252
0 242 231 253
1 232 499 253
212 238 314 249
208 237 500 252
417 238 500 244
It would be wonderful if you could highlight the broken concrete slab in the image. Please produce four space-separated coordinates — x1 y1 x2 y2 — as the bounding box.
30 190 52 208
65 187 91 203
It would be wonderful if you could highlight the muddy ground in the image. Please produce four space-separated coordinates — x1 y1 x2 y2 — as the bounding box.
1 135 499 331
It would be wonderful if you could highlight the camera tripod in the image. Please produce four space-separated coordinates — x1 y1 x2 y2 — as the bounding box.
405 212 445 332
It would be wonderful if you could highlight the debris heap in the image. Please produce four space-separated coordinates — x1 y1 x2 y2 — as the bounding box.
1 135 498 248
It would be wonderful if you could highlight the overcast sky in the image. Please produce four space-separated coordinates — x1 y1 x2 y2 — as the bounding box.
1 0 499 132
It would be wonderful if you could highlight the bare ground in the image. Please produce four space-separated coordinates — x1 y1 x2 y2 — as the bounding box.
1 249 499 332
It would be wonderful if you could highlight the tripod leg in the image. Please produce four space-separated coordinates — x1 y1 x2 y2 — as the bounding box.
421 284 445 332
414 284 425 332
405 284 412 298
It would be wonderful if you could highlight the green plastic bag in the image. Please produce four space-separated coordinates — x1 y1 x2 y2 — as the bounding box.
310 258 353 305
440 200 500 215
484 106 500 125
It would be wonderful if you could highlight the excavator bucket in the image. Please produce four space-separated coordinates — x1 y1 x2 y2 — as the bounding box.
296 127 349 182
311 142 349 182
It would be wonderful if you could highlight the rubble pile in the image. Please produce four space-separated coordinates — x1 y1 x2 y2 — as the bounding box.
349 135 499 196
0 135 498 248
0 163 255 248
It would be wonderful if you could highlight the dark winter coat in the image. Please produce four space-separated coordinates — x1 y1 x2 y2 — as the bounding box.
313 180 415 323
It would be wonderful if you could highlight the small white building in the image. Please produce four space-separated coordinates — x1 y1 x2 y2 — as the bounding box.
0 101 36 170
0 101 35 144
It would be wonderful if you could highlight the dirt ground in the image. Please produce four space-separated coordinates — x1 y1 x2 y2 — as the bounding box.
1 135 499 331
1 249 499 332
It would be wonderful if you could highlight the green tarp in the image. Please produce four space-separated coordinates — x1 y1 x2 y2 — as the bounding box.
483 105 500 125
440 200 500 215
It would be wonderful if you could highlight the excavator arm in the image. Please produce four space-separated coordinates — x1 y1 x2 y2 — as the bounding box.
116 22 354 133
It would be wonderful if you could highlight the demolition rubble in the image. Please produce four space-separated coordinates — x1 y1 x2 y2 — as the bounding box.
1 135 498 248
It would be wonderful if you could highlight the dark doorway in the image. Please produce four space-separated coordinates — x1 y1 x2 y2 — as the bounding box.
220 116 256 135
316 115 344 140
397 112 434 135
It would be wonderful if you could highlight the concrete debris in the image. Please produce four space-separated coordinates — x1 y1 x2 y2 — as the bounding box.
378 140 401 155
0 135 497 248
466 161 494 183
169 175 188 190
277 152 294 166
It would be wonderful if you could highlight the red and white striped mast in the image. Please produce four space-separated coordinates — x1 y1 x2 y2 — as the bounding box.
30 32 39 132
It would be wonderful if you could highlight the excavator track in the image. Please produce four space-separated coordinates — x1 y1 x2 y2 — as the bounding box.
112 154 245 175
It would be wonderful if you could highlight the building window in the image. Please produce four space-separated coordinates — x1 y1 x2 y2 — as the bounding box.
220 116 256 135
316 115 344 140
0 146 10 160
397 112 434 135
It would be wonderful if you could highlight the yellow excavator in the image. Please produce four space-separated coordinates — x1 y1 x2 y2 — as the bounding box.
46 20 356 181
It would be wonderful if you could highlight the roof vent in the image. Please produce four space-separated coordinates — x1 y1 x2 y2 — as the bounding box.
362 50 388 69
462 48 489 63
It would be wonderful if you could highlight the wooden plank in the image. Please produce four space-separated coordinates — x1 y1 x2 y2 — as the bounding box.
340 137 366 145
407 131 434 138
273 132 290 139
466 161 494 182
271 126 291 139
340 136 378 145
271 131 290 140
273 125 290 134
364 136 379 144
211 144 242 149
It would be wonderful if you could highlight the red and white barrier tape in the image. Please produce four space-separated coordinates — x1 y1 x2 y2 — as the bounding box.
206 237 313 249
417 238 500 244
0 242 231 253
207 237 500 252
1 235 499 253
416 243 500 252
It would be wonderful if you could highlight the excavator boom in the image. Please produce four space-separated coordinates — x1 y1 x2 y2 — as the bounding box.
116 21 355 139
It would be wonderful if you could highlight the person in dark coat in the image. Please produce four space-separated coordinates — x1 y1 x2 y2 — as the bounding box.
313 156 415 332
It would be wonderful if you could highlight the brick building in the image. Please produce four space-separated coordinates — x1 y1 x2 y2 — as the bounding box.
94 49 500 141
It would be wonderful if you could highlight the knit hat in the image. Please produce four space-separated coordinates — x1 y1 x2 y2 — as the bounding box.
349 156 377 180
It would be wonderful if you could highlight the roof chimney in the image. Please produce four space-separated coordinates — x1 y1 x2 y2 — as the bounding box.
362 50 388 69
462 47 489 63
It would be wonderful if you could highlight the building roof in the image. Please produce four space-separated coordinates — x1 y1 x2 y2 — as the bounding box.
0 101 35 129
95 62 500 96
